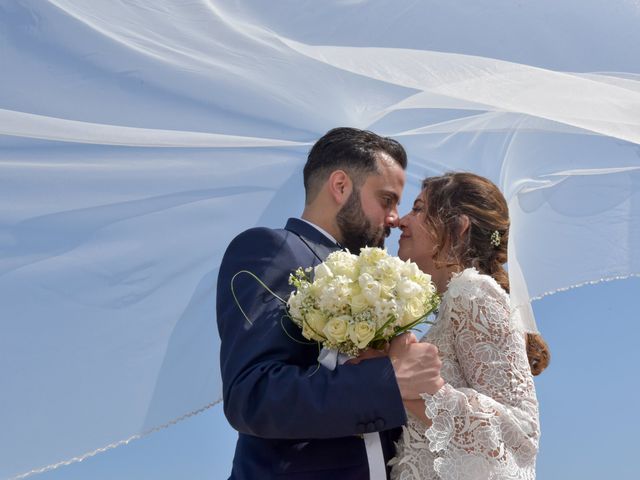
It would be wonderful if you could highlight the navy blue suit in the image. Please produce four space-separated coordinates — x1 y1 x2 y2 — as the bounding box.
217 218 407 479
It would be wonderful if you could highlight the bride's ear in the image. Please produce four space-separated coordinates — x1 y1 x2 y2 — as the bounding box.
457 214 470 237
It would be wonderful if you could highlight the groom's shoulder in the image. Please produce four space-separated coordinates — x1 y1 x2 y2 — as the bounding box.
222 225 299 262
218 225 305 283
227 225 290 250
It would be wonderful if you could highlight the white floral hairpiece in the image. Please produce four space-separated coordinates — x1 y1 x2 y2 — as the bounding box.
490 230 501 247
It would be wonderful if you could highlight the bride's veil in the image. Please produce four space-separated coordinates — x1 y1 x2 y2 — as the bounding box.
1 1 638 478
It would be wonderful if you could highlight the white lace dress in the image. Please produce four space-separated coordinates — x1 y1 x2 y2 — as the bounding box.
390 268 539 480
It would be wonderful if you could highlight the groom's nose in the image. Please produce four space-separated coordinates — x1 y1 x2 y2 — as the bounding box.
385 212 400 228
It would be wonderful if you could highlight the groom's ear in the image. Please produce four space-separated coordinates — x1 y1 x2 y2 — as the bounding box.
327 170 353 206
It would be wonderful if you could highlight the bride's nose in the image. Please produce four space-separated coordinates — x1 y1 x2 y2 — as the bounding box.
398 213 409 230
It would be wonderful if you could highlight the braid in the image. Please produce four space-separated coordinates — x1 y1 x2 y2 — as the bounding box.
526 334 550 376
486 229 509 293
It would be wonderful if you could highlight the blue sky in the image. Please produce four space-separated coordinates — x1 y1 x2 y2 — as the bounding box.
37 275 640 480
3 3 639 479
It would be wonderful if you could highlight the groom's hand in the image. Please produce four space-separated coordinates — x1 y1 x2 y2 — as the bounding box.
389 333 444 399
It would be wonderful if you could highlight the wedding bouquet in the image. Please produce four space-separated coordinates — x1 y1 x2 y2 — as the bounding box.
287 247 440 356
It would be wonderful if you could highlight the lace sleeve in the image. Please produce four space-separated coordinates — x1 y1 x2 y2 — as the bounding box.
421 274 539 478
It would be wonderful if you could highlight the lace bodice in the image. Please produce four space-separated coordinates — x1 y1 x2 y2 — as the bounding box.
390 268 539 480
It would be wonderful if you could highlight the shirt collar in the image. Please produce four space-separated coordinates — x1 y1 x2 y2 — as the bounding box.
298 218 340 246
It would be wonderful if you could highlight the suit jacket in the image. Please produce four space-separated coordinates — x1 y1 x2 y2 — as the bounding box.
217 218 407 479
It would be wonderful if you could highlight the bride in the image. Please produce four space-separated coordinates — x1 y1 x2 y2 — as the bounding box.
389 172 550 479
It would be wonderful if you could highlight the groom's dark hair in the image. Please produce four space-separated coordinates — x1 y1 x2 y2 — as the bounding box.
303 127 407 203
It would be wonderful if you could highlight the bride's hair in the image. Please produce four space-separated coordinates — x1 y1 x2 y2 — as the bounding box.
421 172 550 376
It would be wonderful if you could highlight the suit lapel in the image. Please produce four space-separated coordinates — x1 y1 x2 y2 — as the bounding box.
284 218 341 262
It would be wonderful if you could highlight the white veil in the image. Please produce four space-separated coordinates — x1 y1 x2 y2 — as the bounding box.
1 1 639 478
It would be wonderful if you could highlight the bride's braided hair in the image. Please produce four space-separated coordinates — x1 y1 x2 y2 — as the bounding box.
421 172 550 376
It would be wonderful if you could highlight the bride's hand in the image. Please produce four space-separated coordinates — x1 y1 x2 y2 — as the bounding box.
403 399 433 428
346 346 389 365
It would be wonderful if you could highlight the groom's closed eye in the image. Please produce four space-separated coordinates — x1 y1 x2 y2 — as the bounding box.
380 193 399 208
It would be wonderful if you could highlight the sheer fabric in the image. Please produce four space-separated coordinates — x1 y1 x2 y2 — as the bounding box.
0 0 638 478
390 268 538 480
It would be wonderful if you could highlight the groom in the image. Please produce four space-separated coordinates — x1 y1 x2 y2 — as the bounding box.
217 128 443 479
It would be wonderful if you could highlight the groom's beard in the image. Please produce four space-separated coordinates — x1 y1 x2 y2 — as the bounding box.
336 190 389 253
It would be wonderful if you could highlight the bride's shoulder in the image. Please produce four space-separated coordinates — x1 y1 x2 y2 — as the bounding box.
445 267 507 302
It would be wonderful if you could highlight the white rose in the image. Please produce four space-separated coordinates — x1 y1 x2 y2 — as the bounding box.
401 297 425 326
348 321 377 349
302 309 328 341
323 315 350 343
350 293 369 314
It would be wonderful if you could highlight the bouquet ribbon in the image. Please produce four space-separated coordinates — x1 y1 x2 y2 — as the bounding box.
317 347 352 370
318 347 387 480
